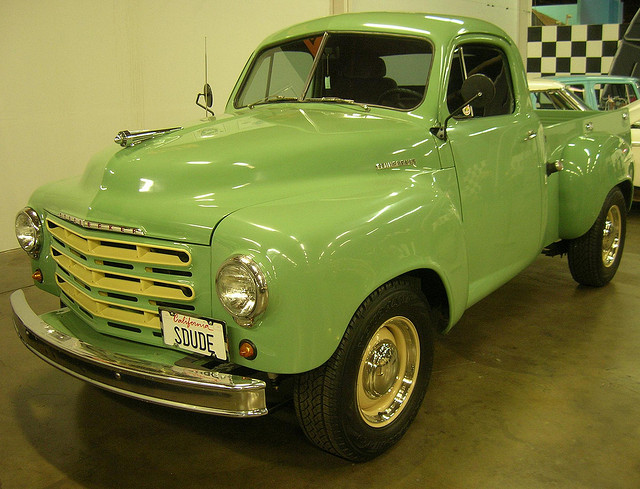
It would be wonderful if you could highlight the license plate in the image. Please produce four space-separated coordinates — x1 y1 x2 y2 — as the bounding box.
160 310 228 360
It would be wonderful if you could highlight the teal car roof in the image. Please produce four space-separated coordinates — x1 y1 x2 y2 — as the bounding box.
549 75 640 84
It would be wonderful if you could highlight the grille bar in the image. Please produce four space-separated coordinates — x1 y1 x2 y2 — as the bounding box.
47 220 191 267
57 275 161 329
52 247 194 302
46 216 196 335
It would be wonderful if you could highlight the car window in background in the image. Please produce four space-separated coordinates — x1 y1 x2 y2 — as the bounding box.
596 83 638 110
531 89 589 110
565 83 587 103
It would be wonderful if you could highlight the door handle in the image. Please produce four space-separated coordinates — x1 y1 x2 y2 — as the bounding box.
523 130 537 141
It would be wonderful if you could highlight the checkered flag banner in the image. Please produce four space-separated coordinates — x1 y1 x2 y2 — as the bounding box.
527 24 627 77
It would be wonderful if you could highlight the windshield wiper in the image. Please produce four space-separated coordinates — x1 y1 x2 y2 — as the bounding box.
304 97 371 112
248 95 300 109
247 95 372 112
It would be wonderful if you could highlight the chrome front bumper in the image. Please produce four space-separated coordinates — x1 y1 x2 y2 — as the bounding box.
11 290 267 417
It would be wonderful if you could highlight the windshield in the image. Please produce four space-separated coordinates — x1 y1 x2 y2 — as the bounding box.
235 32 433 110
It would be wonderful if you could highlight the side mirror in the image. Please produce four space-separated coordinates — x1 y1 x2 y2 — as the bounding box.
430 73 496 141
196 83 215 116
460 73 496 109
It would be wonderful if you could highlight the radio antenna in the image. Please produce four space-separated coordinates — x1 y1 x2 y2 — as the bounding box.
204 37 208 86
196 36 215 116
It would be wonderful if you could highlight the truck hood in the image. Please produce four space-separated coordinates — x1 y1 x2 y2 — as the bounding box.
35 105 433 244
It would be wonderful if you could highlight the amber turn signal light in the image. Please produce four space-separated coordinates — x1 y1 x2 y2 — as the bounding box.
32 269 43 283
239 339 257 360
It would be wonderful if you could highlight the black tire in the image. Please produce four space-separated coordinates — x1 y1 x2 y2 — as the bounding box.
568 187 627 287
293 278 434 462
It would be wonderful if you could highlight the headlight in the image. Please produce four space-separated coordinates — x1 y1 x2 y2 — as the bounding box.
216 255 268 327
15 208 42 258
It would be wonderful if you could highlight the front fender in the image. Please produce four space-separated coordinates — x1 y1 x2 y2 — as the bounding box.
558 133 633 239
210 170 467 374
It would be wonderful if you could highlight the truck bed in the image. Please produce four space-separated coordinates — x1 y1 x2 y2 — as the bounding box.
536 108 631 159
536 107 633 247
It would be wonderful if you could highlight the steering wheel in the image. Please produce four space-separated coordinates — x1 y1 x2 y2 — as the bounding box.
377 88 423 109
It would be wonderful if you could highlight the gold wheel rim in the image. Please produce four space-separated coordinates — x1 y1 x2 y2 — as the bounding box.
602 204 622 268
357 316 420 427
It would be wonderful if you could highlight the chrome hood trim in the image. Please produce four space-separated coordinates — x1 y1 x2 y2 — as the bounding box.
57 212 145 236
114 127 183 147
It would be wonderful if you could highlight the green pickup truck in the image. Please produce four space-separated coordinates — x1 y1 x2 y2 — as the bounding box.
12 12 633 462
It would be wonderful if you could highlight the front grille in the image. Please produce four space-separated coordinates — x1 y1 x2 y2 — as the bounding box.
46 216 204 344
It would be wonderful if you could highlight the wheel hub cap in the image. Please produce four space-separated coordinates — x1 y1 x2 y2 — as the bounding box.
357 316 420 427
363 340 399 399
602 205 621 268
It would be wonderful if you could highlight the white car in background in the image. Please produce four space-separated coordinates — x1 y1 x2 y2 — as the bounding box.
528 77 591 111
627 99 640 196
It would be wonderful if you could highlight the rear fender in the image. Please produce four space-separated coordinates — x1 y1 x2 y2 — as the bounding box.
558 134 633 239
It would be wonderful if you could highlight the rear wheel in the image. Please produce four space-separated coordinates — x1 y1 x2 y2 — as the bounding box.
568 187 627 286
293 278 434 462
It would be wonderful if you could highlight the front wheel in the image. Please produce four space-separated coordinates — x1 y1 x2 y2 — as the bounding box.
568 187 627 286
293 278 434 462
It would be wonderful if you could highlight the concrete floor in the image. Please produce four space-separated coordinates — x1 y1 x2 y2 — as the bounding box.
2 211 640 489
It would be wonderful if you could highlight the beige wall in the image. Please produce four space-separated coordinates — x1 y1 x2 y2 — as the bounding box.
1 0 526 252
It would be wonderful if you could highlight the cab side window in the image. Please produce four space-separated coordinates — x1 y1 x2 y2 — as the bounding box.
446 44 514 117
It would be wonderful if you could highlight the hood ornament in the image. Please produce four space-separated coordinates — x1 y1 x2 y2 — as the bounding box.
114 127 182 147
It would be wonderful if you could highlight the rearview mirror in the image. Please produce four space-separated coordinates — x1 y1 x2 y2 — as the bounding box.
196 83 215 116
203 83 213 107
